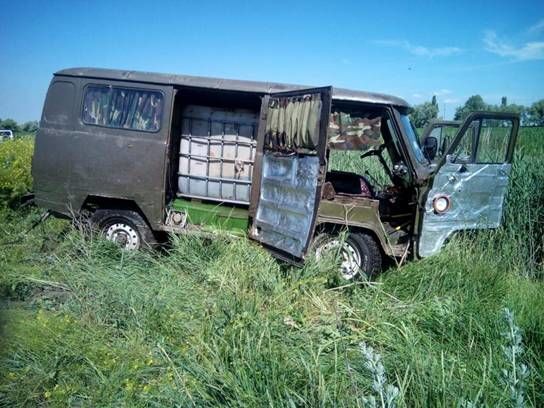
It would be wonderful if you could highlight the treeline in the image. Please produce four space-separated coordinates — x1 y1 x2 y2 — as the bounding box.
4 95 544 134
410 96 544 128
0 118 39 134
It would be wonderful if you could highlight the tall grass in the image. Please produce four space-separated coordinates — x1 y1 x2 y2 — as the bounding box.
0 129 543 406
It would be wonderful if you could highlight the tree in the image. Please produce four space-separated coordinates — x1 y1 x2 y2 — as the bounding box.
0 118 20 133
454 95 488 120
528 100 544 126
431 95 437 106
410 101 439 128
21 121 39 133
501 96 507 107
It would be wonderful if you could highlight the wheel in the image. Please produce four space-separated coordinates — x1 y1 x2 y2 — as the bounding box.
313 232 382 280
90 209 157 250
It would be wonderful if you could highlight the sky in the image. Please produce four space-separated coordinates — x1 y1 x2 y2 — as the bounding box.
1 0 543 122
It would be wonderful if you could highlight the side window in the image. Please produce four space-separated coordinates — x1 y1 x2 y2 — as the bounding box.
476 119 512 163
43 81 75 125
429 125 458 156
450 120 478 163
82 85 163 132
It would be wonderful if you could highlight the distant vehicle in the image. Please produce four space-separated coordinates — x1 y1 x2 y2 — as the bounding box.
0 129 14 141
32 67 520 280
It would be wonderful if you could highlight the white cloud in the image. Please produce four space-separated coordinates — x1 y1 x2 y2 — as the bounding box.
443 98 461 104
483 30 544 61
528 19 544 34
373 40 462 57
412 93 423 98
433 89 452 96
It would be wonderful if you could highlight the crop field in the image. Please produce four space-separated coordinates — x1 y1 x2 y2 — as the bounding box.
0 129 543 407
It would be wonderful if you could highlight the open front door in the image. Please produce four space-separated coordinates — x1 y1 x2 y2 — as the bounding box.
249 87 333 260
418 112 519 257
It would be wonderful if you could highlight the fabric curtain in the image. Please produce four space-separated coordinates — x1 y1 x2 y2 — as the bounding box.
265 94 322 150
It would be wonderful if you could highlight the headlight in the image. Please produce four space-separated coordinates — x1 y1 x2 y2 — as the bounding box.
432 195 451 214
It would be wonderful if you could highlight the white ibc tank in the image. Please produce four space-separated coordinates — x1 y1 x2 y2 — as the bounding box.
178 105 258 204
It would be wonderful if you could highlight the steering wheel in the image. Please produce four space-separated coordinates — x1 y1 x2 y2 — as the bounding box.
359 143 395 183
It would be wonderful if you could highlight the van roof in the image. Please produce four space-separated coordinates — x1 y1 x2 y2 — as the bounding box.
55 67 410 108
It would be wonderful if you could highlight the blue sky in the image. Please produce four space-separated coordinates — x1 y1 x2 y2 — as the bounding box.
1 0 543 121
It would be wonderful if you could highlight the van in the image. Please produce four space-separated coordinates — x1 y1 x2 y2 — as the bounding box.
0 129 14 141
32 68 520 280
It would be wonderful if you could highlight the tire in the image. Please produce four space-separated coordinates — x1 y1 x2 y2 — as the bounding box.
312 232 382 281
90 209 157 250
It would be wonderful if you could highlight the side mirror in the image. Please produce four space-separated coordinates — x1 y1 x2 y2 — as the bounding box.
422 136 438 161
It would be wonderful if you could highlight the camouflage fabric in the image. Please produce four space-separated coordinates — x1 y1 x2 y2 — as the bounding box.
83 86 163 132
264 94 322 150
328 112 382 150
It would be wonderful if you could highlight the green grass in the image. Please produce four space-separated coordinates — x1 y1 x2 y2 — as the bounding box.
0 128 543 406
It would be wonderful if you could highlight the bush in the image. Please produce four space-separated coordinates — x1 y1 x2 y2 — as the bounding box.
0 137 34 202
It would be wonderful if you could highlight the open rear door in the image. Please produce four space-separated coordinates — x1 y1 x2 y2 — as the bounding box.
418 112 519 257
249 87 333 260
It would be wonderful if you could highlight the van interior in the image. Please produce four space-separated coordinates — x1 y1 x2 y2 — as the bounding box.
165 87 416 245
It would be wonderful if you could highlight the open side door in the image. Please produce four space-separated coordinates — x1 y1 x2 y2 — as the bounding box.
418 112 519 257
248 87 333 260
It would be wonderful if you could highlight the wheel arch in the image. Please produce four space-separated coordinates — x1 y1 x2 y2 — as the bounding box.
314 221 393 258
82 195 155 231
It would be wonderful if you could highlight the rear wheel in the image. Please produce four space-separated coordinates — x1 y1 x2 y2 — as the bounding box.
313 232 382 280
91 209 157 250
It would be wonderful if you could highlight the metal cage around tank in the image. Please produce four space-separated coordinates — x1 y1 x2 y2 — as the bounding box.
177 105 258 205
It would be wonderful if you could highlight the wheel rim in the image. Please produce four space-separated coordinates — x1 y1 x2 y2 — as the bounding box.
105 222 140 250
316 238 362 280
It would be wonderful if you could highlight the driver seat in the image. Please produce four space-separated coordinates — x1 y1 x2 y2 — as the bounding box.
323 171 374 199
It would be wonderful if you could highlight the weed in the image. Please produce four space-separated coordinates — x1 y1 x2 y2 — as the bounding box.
0 128 543 406
501 308 529 408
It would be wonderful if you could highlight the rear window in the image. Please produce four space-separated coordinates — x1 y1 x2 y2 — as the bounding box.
82 85 163 132
44 81 76 125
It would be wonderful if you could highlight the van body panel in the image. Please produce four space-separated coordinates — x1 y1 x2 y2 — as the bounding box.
316 198 395 256
33 75 173 227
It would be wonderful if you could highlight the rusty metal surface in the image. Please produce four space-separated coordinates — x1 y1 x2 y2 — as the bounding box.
56 67 410 108
418 162 511 257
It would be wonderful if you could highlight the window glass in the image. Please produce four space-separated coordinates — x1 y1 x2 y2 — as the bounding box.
450 120 477 163
399 114 426 163
429 125 458 156
82 85 163 132
44 81 75 125
476 119 512 163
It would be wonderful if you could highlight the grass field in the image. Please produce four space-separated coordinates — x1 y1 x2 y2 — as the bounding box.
0 129 543 407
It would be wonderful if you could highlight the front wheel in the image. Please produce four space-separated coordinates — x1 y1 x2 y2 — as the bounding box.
313 232 382 281
91 209 157 250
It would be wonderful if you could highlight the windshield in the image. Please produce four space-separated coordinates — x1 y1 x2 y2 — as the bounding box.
399 114 427 164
